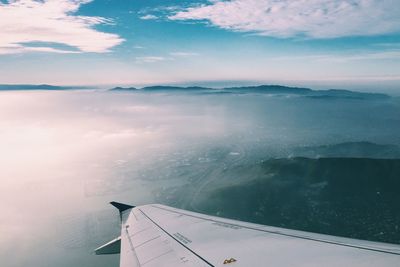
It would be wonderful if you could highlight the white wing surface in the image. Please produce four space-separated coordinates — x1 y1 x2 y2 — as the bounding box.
96 202 400 267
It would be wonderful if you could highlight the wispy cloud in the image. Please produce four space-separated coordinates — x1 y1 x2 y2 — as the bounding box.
139 14 158 20
134 51 199 63
0 0 123 54
324 50 400 62
169 51 199 57
135 56 169 63
272 50 400 62
169 0 400 39
0 45 81 55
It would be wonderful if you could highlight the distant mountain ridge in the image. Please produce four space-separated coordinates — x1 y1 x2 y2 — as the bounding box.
0 84 390 99
0 84 87 90
225 85 313 94
110 84 390 99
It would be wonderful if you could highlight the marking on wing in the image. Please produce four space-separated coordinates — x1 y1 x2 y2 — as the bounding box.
139 208 216 267
173 233 192 244
150 205 400 256
223 258 237 264
213 222 241 230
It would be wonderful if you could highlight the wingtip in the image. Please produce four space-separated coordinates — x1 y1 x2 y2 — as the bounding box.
110 201 135 212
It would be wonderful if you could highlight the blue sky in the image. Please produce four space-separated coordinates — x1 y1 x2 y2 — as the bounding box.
1 0 400 90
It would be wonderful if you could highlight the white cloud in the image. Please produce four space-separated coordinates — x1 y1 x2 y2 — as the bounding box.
140 14 158 20
0 0 123 54
169 0 400 38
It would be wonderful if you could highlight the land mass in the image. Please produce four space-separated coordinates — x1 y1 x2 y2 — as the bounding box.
195 157 400 244
110 84 390 99
154 141 400 244
293 141 400 159
0 83 390 99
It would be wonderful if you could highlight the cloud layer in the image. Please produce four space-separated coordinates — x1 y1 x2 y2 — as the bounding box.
169 0 400 38
0 0 123 54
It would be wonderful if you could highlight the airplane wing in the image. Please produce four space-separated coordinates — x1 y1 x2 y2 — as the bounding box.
96 202 400 267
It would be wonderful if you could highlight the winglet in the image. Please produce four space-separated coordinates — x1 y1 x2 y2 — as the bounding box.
110 201 135 212
95 236 121 255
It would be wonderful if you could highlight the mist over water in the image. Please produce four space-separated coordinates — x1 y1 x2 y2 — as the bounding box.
1 90 400 267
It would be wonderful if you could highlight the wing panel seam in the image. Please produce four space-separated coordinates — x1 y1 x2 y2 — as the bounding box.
138 208 215 267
